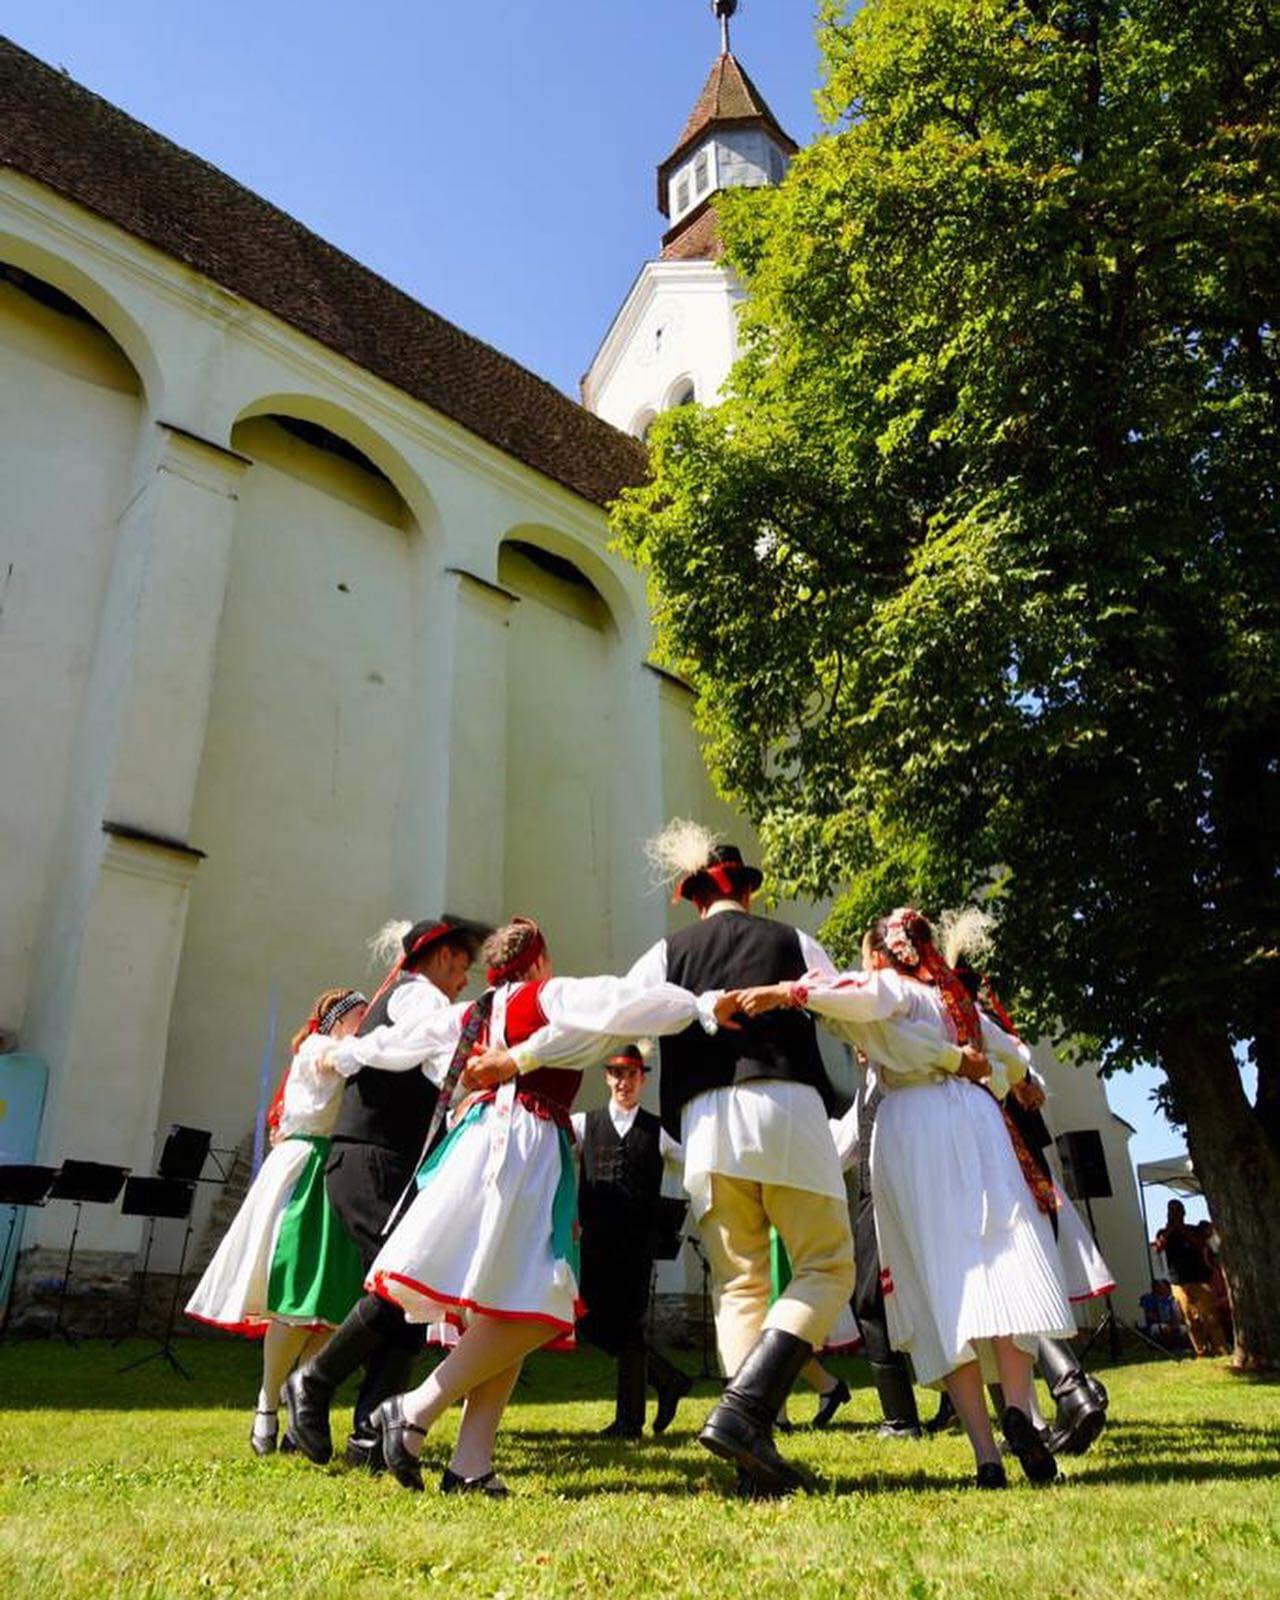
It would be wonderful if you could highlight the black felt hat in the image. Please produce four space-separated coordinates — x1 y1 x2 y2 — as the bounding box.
604 1043 650 1074
676 843 764 904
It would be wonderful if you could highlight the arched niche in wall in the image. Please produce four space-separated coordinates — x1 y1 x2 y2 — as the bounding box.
496 534 622 977
160 401 428 1147
0 256 149 1039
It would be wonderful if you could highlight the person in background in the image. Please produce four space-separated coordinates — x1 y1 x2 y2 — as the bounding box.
1197 1220 1233 1352
572 1043 692 1440
1157 1200 1228 1357
1139 1278 1188 1352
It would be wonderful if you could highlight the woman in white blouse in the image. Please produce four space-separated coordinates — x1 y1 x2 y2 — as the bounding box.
728 907 1077 1489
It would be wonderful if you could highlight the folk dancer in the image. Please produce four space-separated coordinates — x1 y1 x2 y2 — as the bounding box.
356 918 712 1495
626 822 969 1495
185 987 368 1454
733 907 1081 1489
283 917 481 1469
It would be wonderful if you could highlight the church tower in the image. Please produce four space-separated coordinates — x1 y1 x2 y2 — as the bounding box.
581 1 797 436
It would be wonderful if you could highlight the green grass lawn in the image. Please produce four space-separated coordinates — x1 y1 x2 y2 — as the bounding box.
0 1339 1276 1599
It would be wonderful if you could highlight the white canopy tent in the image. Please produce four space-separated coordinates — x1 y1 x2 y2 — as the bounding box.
1136 1154 1201 1196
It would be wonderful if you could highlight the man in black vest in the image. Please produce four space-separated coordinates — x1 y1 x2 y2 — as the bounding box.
573 1044 691 1440
283 917 480 1469
621 829 856 1495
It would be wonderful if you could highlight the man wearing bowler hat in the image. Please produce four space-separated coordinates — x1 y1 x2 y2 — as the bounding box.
572 1044 692 1440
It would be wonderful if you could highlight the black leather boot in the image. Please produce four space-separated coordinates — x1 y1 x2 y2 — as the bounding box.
1037 1338 1107 1456
699 1329 814 1494
870 1358 921 1439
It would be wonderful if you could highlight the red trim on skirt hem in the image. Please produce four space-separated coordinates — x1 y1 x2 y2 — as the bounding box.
367 1269 575 1340
183 1310 335 1339
1069 1281 1117 1303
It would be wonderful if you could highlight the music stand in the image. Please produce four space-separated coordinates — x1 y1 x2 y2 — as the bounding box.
157 1125 212 1183
647 1197 691 1345
684 1233 719 1381
0 1165 58 1336
47 1160 129 1341
117 1176 196 1377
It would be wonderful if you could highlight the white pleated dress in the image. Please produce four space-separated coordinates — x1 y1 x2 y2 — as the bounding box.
799 968 1078 1387
186 1038 364 1335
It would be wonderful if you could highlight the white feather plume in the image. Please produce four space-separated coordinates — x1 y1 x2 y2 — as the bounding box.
368 919 411 971
938 906 997 970
644 817 720 888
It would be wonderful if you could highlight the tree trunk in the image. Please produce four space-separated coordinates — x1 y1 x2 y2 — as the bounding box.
1160 1028 1280 1372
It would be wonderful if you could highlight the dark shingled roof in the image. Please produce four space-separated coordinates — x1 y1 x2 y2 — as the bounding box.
0 37 648 509
657 52 797 215
661 199 724 263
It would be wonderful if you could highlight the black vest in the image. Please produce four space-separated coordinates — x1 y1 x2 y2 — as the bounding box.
579 1105 664 1239
329 974 441 1159
658 911 834 1138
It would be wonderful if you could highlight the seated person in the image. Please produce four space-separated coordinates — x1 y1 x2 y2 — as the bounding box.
1139 1279 1188 1349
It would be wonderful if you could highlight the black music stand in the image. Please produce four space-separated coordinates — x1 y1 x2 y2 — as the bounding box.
47 1160 129 1341
647 1197 691 1345
117 1176 196 1377
0 1165 59 1336
158 1125 213 1183
684 1233 719 1381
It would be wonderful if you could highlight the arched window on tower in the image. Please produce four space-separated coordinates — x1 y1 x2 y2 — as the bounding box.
666 379 696 410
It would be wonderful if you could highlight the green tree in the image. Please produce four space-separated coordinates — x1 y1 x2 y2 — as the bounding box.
613 0 1280 1367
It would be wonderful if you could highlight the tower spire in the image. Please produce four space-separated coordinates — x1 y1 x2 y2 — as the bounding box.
712 0 738 57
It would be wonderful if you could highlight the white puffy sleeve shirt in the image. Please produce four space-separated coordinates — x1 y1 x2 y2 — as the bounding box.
277 1035 348 1138
798 968 1030 1100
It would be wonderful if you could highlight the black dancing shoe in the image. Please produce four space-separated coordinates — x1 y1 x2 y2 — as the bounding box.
345 1428 386 1472
1002 1405 1059 1486
249 1411 278 1457
924 1392 958 1434
281 1371 334 1465
598 1419 643 1441
652 1367 692 1436
369 1396 426 1492
812 1378 852 1430
975 1461 1008 1490
278 1431 297 1455
441 1467 510 1499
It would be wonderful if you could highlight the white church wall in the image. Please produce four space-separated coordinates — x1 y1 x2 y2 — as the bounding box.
582 262 744 436
157 417 421 1175
0 273 141 1041
0 174 685 1265
498 540 618 987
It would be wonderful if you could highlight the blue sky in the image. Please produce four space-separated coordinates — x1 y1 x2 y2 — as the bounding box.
4 0 1207 1228
4 0 828 395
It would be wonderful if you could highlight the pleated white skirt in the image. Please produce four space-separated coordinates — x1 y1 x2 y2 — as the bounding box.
872 1077 1076 1386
